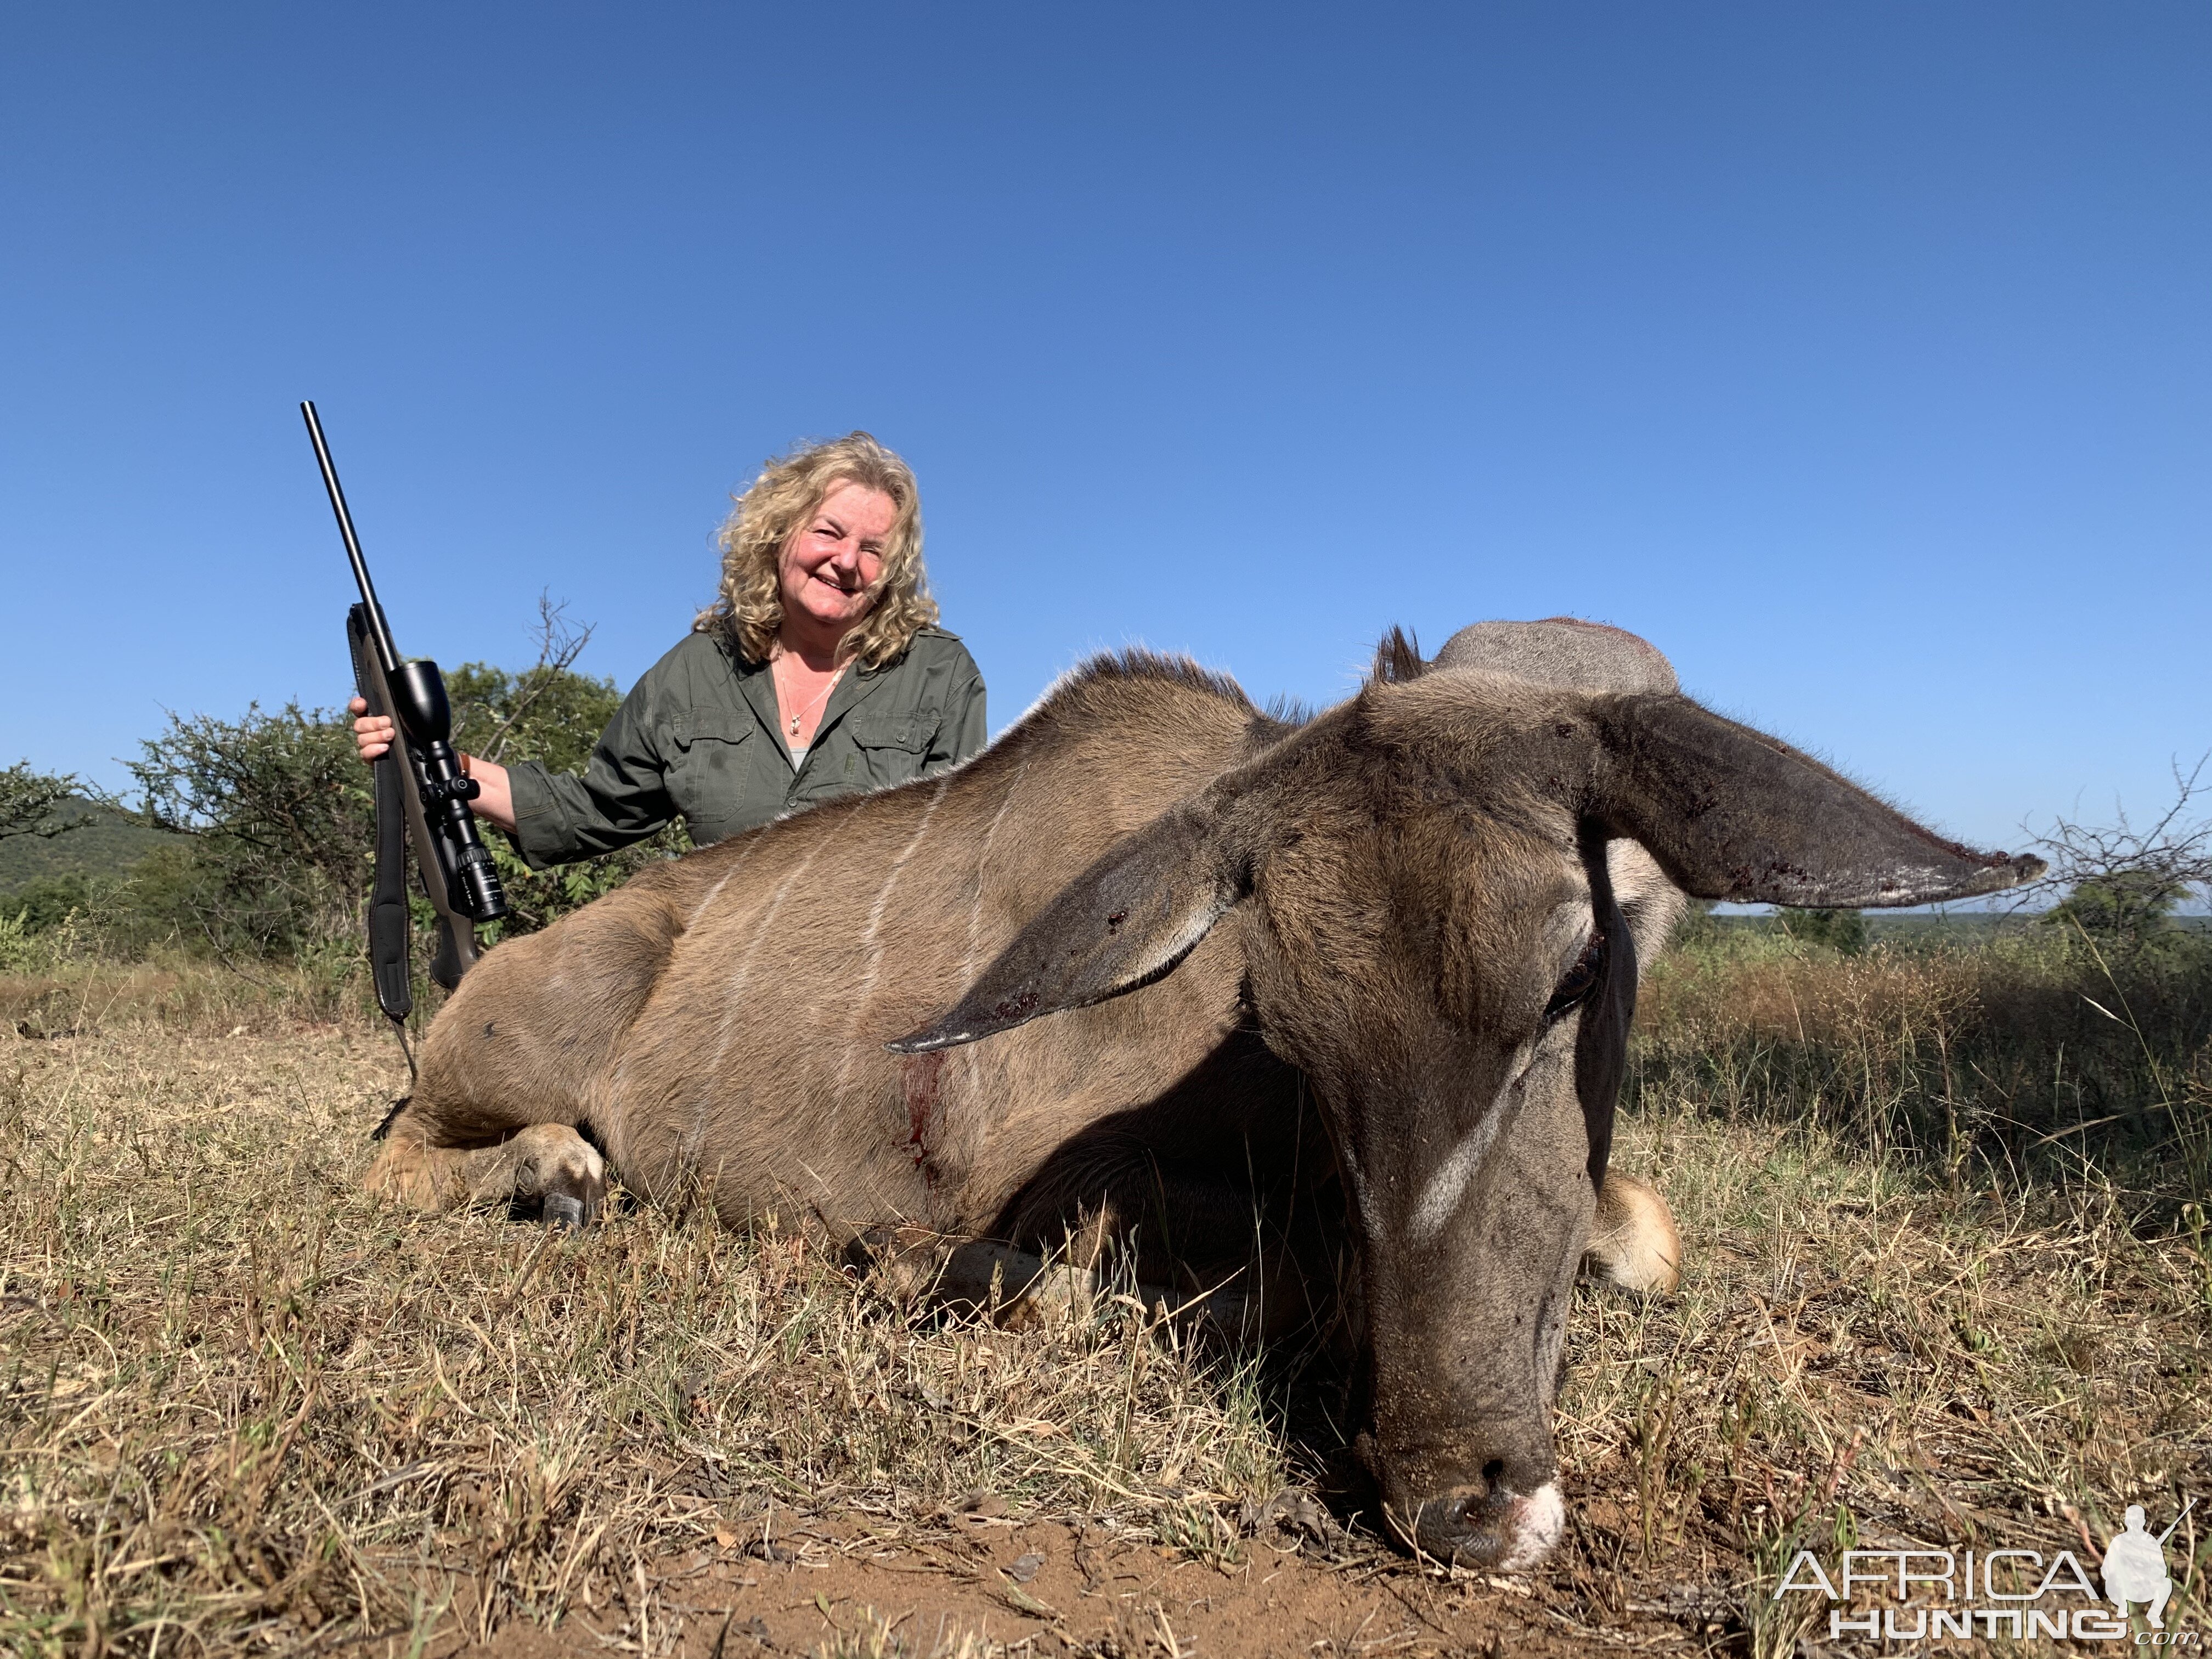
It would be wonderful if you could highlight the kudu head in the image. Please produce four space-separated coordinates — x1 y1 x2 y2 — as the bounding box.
891 647 2040 1568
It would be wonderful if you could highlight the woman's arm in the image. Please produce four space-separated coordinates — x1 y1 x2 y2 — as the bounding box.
501 673 684 866
923 666 989 775
349 690 670 860
466 757 515 833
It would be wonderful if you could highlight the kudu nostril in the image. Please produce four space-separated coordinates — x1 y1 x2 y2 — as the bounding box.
1455 1461 1509 1523
1412 1473 1566 1572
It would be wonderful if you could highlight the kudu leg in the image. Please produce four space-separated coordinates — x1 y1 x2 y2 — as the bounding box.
366 1117 607 1228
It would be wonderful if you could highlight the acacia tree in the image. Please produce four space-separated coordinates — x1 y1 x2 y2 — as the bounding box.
0 761 80 842
125 704 372 957
2022 757 2211 958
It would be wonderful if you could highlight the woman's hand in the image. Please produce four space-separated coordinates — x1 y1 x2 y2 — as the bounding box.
346 696 518 834
348 696 396 763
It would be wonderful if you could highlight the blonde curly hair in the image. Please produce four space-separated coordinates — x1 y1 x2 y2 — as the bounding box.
693 432 938 669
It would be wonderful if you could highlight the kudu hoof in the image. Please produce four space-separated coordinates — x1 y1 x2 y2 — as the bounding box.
542 1192 589 1229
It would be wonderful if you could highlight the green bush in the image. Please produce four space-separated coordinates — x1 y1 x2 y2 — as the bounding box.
2 871 106 933
2042 868 2193 962
123 703 372 958
446 658 622 775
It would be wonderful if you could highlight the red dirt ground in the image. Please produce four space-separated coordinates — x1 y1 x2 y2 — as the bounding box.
460 1496 1733 1659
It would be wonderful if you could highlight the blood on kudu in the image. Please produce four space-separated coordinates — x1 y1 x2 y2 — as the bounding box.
901 1052 945 1172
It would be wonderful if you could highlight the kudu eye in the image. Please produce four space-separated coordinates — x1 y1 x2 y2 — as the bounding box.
1543 931 1606 1022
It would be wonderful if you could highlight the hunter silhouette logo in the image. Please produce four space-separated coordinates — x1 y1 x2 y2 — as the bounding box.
2106 1501 2194 1629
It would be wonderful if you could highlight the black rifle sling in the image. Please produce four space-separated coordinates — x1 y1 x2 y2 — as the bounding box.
349 607 415 1024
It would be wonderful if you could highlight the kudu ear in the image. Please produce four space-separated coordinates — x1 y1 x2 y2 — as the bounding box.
886 798 1251 1054
1587 696 2044 906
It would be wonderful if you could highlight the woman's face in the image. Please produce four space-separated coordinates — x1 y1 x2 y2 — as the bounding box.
778 481 896 639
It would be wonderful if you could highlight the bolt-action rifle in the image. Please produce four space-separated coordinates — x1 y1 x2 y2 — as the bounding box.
301 402 507 1034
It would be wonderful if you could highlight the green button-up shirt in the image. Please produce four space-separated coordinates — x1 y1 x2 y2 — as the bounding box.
504 627 986 868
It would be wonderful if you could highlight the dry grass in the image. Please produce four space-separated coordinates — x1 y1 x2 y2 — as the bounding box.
1634 924 2212 1206
1557 1110 2212 1655
0 1010 1299 1655
2 945 2209 1656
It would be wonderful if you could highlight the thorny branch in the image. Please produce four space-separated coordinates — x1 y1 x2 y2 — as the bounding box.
0 759 84 842
2010 753 2212 911
476 592 596 766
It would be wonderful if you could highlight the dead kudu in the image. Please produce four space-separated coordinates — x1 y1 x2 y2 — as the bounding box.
368 629 2039 1568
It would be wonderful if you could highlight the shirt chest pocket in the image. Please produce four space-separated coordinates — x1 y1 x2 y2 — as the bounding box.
839 714 929 790
668 711 759 841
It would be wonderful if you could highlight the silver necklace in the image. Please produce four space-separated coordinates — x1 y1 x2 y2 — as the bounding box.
777 659 843 742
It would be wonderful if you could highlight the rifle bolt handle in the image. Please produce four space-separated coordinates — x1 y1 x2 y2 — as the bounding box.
421 775 482 808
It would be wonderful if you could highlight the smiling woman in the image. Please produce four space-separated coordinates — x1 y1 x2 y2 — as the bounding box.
349 433 988 861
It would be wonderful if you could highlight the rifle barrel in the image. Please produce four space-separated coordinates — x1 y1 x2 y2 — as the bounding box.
301 401 401 676
2157 1496 2196 1545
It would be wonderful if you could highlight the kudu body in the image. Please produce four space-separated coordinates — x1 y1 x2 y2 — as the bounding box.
370 625 2037 1567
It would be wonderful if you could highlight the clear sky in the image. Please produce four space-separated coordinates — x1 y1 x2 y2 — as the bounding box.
3 3 2207 859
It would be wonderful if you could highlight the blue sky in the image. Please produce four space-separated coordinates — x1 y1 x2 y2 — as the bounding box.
3 3 2207 859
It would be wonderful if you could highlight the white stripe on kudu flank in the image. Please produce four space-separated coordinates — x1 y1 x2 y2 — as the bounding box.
696 838 829 1148
606 837 761 1112
868 779 952 954
726 837 826 1003
962 759 1027 980
687 839 761 928
832 780 952 1101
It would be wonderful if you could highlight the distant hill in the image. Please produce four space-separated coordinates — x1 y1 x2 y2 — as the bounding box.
0 797 182 898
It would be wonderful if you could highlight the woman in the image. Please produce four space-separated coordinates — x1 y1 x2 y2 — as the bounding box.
351 432 986 862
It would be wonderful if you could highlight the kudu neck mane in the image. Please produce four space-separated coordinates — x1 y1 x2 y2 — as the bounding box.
1012 650 1295 749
